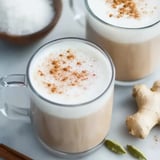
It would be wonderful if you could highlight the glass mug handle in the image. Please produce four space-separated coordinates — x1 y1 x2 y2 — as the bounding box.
0 74 30 121
69 0 86 26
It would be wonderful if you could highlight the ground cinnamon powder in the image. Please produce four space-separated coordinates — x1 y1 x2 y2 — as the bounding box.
106 0 140 18
38 49 92 94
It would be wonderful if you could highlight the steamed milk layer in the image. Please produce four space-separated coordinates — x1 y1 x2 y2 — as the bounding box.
29 40 113 117
87 0 160 43
86 0 160 81
28 39 114 153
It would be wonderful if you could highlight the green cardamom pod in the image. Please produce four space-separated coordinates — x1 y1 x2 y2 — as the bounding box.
126 145 147 160
104 139 126 154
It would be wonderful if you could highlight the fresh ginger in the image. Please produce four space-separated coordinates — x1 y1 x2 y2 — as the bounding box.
126 80 160 139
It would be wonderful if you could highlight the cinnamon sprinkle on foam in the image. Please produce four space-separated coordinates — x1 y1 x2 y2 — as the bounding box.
38 49 95 94
106 0 140 19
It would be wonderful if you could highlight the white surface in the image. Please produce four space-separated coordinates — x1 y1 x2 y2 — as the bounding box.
0 1 160 160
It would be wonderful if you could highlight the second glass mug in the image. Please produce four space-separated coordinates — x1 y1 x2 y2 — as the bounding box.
0 38 115 158
70 0 160 85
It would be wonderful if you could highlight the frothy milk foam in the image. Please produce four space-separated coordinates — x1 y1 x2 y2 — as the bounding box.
86 0 160 81
87 0 160 43
29 39 113 118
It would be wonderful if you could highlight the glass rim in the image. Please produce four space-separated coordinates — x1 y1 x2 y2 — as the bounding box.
85 0 160 30
26 37 115 107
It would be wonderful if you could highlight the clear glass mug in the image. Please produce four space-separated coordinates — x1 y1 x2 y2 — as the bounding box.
70 0 160 85
0 38 115 158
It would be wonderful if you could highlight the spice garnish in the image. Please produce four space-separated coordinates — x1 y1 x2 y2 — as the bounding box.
105 139 127 154
126 145 147 160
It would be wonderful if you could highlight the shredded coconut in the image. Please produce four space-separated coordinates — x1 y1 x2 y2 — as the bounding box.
0 0 55 35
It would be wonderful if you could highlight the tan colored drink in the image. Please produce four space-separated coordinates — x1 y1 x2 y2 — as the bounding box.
27 38 115 156
31 97 113 153
86 0 160 83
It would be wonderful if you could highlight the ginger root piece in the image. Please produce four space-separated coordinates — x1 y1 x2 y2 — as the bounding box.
126 80 160 139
